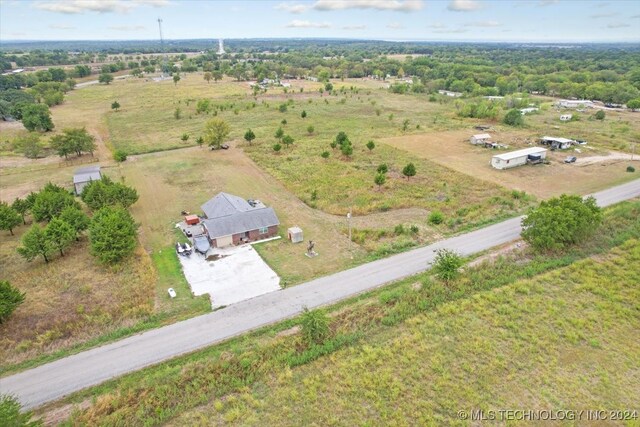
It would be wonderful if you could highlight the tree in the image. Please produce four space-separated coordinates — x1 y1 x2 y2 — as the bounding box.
282 134 294 149
307 125 314 134
325 82 333 92
300 306 330 345
374 172 386 190
14 133 44 158
59 206 89 239
181 133 189 142
212 71 223 82
89 206 138 264
204 72 212 83
377 163 388 174
50 128 96 158
17 224 54 263
340 142 353 157
203 118 231 149
196 136 204 148
111 101 120 112
0 281 26 324
366 140 375 152
272 143 282 153
244 128 256 145
627 98 640 110
31 186 78 222
503 108 524 126
12 198 30 224
402 119 410 131
301 110 307 118
21 104 54 132
335 131 349 146
594 110 605 120
521 195 602 252
81 177 139 210
402 162 416 179
0 202 21 235
173 73 181 86
274 126 284 141
174 107 182 120
321 150 330 159
431 249 464 283
0 394 42 427
98 73 114 85
45 218 75 256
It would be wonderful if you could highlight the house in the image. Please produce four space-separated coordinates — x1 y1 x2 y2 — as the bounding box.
540 136 575 150
520 107 539 115
483 96 504 101
438 90 462 97
491 147 547 170
200 192 280 248
73 165 101 195
556 99 594 109
560 114 573 121
470 133 492 145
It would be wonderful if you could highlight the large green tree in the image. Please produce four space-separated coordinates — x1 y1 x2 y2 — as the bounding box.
203 118 231 149
31 184 79 222
58 206 90 239
17 224 55 263
49 128 96 158
21 104 54 132
521 195 602 252
98 73 114 85
11 198 30 225
81 177 138 210
0 202 22 235
89 206 138 264
45 218 75 256
503 108 524 126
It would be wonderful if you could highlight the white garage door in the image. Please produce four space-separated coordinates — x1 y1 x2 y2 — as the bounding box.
217 234 233 247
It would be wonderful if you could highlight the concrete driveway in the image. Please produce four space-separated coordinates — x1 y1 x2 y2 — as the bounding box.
178 244 281 308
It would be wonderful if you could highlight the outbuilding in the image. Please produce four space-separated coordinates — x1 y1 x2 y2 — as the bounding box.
73 165 101 195
287 226 303 243
540 136 575 150
556 99 594 109
560 114 572 121
491 147 547 170
470 133 491 145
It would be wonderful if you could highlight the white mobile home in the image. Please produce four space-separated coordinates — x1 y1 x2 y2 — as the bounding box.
470 133 491 145
556 99 594 109
491 147 547 170
540 136 575 150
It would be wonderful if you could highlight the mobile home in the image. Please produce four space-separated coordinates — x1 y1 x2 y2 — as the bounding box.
491 147 547 170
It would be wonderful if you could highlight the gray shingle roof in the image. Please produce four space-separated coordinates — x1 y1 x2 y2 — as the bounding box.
73 166 101 184
203 207 280 239
201 192 254 219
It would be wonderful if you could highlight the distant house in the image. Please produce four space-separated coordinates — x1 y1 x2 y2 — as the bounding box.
73 165 101 195
470 133 492 145
557 99 594 109
483 96 504 101
200 192 280 248
540 136 575 150
438 90 462 97
491 147 547 170
560 114 573 121
520 107 539 115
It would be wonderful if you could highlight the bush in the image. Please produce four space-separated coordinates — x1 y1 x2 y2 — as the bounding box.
627 165 635 173
594 110 605 120
300 307 330 345
0 281 26 324
0 394 40 426
394 224 405 235
503 108 524 126
114 149 127 162
431 249 464 283
428 211 444 225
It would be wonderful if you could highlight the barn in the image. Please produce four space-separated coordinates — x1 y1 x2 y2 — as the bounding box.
491 147 547 170
200 192 280 248
73 165 101 195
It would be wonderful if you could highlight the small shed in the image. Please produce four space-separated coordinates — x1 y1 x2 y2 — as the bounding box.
185 214 200 225
560 114 572 122
491 147 547 170
470 133 491 145
540 136 575 150
287 226 303 243
73 165 101 195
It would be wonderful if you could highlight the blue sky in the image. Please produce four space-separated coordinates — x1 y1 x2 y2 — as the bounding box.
1 0 639 42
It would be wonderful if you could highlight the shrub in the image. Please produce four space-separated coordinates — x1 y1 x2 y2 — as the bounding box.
594 110 605 120
503 108 524 126
300 307 330 345
0 281 26 324
394 224 405 235
0 394 40 426
114 149 127 162
377 163 388 174
428 211 444 225
431 249 464 283
627 165 635 173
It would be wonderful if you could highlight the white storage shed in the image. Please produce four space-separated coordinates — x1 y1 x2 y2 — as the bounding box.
491 147 547 170
287 226 303 243
470 133 491 145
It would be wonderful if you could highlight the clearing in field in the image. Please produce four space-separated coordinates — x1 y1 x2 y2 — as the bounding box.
383 129 638 199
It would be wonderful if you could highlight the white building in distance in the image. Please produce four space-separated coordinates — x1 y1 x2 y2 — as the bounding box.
217 39 225 55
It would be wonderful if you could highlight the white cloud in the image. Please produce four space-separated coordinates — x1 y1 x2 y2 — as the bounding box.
386 22 405 29
433 28 467 33
342 24 367 30
465 20 501 27
48 24 75 29
428 23 447 29
590 12 617 18
447 0 482 12
313 0 423 12
275 2 309 14
108 25 147 31
632 15 640 19
606 22 630 28
537 0 559 6
286 20 331 28
34 0 168 14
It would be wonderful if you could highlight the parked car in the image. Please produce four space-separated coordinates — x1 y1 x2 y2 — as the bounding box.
193 235 211 255
564 156 577 163
168 288 177 298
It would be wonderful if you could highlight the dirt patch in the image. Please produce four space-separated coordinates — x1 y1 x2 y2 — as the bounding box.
276 325 300 338
468 241 528 268
38 399 91 426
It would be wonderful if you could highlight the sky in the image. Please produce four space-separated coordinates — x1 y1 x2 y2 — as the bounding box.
1 0 639 43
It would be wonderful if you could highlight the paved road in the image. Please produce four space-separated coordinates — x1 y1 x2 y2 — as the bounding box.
2 180 639 410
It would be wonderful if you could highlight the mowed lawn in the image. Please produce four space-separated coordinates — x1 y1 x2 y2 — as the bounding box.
171 239 640 426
